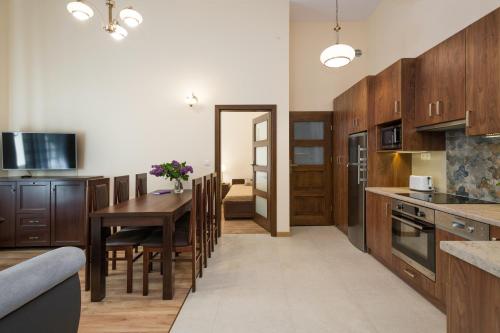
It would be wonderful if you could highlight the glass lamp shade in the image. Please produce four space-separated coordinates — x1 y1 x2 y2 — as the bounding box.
120 8 143 28
185 94 198 107
320 43 356 68
67 1 94 21
110 24 128 41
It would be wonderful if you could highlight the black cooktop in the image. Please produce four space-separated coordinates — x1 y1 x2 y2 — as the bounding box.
396 192 496 204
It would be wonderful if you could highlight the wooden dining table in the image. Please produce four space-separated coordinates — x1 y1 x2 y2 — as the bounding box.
89 190 192 302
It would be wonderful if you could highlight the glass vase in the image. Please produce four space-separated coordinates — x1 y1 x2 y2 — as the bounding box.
174 179 184 194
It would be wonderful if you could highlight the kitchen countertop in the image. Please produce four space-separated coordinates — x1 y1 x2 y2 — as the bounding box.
365 187 500 228
440 241 500 278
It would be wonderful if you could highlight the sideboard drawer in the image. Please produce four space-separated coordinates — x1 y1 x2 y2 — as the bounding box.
17 214 49 228
16 228 50 247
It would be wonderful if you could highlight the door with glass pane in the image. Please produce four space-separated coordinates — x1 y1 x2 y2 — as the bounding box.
290 112 333 226
253 113 271 231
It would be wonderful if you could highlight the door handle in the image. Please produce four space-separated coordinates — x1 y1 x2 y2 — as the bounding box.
403 268 415 279
428 103 433 117
0 217 5 223
394 100 400 114
435 100 441 116
466 110 471 128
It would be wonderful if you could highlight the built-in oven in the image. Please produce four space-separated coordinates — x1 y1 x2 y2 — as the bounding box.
391 200 436 281
380 124 402 150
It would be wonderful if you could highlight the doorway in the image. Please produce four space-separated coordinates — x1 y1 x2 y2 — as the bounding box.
289 112 333 226
215 105 277 237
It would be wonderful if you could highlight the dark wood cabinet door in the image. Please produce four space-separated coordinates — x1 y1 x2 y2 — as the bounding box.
51 181 86 246
290 112 332 226
366 193 392 267
435 228 466 309
16 181 51 215
415 47 438 127
436 30 466 124
352 78 369 133
374 61 401 125
0 182 16 247
466 8 500 136
333 94 348 234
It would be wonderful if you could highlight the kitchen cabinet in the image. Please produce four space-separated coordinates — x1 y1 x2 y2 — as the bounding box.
465 8 500 136
447 255 500 333
374 60 406 125
366 192 392 267
0 182 16 247
491 225 500 240
333 91 349 234
415 31 466 127
435 228 466 311
349 77 371 134
392 254 437 301
51 181 86 246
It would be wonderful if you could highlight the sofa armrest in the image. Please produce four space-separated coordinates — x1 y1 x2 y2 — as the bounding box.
0 247 85 320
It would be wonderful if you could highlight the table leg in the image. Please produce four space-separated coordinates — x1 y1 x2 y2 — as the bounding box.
162 216 174 300
91 217 106 302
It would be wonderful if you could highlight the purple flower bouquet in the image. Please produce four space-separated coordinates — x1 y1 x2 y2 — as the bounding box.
150 160 194 194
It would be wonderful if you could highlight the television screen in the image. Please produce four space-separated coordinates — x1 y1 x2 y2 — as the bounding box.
1 132 77 170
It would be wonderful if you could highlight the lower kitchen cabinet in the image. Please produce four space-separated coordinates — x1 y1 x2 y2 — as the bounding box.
392 255 437 302
447 255 500 333
366 192 392 268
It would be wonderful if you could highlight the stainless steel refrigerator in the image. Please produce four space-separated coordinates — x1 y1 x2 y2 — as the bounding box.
347 132 368 252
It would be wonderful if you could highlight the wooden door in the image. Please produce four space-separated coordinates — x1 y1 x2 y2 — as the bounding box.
466 8 500 136
366 192 392 267
374 61 402 125
290 112 333 226
436 30 466 124
415 47 438 127
16 181 51 215
51 181 86 246
435 228 466 309
252 113 272 232
0 182 16 247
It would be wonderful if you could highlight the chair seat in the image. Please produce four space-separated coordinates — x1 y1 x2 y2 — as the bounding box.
141 214 191 248
106 229 151 247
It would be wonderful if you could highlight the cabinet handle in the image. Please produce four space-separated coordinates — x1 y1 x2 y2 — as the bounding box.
385 203 390 217
11 186 16 193
403 268 415 279
0 217 5 223
28 236 40 240
394 100 400 114
435 101 441 116
28 220 40 224
428 103 433 117
466 110 471 128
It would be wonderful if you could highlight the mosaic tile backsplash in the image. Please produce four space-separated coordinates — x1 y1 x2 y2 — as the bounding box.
447 130 500 203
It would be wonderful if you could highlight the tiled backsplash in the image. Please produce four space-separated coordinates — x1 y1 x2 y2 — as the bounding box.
447 130 500 203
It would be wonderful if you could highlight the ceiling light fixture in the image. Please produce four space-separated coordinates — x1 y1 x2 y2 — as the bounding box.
67 0 143 41
320 0 361 68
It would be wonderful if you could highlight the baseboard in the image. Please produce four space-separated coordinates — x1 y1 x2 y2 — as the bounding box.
276 232 291 237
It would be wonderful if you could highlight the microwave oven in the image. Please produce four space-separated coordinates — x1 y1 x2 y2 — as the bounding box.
380 124 402 150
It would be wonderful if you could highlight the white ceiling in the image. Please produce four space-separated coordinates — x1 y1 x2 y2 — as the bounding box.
290 0 380 21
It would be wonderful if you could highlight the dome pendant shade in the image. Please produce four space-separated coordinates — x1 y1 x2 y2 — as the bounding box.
67 1 94 21
120 8 143 28
110 24 128 40
320 43 356 68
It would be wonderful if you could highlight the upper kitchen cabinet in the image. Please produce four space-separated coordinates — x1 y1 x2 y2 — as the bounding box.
415 31 466 128
349 77 372 134
465 8 500 136
374 59 414 125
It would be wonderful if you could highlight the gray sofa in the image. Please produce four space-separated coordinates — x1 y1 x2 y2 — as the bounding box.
0 247 85 333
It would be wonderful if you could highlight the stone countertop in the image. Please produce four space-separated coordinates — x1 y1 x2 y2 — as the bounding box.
365 187 500 228
440 241 500 278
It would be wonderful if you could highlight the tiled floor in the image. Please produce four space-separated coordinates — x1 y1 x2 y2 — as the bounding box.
171 226 446 333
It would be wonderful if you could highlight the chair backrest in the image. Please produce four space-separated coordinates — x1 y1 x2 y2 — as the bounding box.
189 177 203 246
231 178 245 185
88 178 110 213
135 173 147 197
211 172 218 217
114 175 130 204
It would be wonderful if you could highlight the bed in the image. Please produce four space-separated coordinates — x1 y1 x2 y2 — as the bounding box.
223 183 254 220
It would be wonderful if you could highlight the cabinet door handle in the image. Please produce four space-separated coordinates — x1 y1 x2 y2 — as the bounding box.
0 217 5 223
394 100 400 114
28 236 40 240
403 268 415 279
28 220 40 224
435 100 441 116
11 186 16 193
466 110 471 128
428 103 433 117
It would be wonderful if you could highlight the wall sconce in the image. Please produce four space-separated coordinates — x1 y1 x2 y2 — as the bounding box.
185 93 198 107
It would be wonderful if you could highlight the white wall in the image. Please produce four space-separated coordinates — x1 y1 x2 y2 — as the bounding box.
290 21 368 111
0 0 9 176
4 0 290 232
221 112 265 184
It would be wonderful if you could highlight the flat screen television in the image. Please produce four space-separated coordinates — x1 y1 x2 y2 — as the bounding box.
1 132 77 170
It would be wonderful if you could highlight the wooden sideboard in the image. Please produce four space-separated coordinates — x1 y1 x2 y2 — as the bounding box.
0 176 101 248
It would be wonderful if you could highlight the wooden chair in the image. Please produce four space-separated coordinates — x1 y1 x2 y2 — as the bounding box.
202 175 211 266
211 172 219 244
89 177 149 293
136 173 147 198
141 177 204 295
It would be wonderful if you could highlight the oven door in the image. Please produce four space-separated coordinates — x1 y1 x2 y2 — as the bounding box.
391 214 436 281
